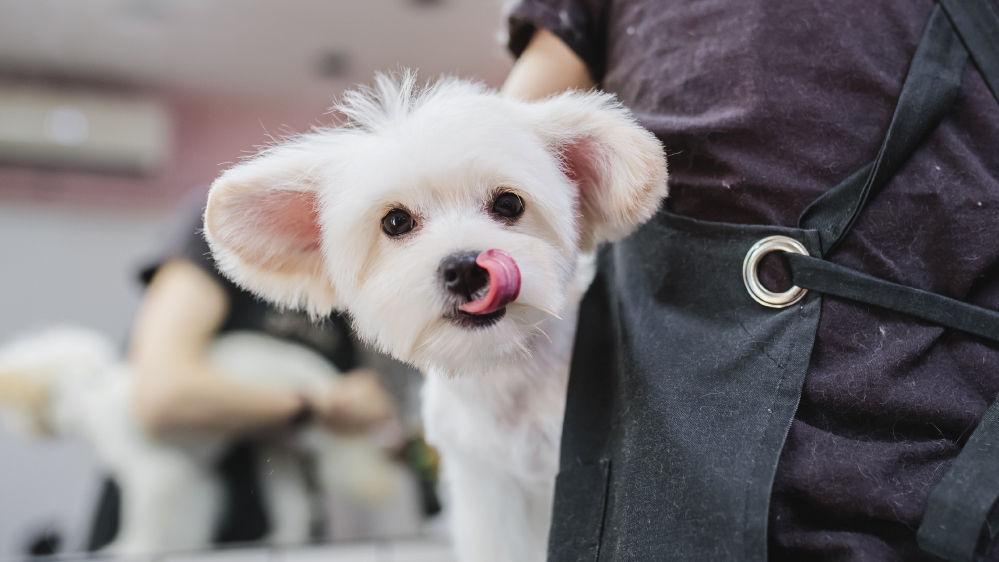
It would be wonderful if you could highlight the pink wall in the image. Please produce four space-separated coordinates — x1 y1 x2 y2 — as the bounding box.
0 92 332 209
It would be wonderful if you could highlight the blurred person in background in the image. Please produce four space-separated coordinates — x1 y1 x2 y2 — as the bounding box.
87 188 398 549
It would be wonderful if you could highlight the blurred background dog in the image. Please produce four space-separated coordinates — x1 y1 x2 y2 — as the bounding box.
0 327 403 556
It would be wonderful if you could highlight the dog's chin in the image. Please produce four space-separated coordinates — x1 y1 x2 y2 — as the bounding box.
406 307 538 373
443 307 507 330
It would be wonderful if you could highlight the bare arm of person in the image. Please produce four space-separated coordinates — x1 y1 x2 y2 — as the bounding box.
501 28 595 101
130 259 304 435
130 260 393 436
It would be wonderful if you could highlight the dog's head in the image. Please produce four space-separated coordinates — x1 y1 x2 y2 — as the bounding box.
0 327 116 436
205 73 666 372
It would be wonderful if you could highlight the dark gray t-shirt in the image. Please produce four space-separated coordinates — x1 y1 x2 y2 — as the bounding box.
508 1 999 560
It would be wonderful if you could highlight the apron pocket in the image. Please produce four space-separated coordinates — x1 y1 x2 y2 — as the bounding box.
548 458 611 562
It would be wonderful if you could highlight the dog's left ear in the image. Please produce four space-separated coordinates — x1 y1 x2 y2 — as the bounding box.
205 141 339 314
526 90 668 251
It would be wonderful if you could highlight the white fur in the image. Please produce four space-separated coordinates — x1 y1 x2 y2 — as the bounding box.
204 72 667 561
0 328 398 556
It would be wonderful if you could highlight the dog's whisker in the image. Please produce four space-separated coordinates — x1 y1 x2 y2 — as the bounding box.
519 303 563 320
534 326 554 345
410 321 438 355
512 337 534 361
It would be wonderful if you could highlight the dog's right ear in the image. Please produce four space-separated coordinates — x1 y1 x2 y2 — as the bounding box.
205 142 338 314
524 90 668 251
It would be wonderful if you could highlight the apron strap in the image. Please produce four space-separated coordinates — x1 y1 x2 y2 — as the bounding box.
940 0 999 103
786 253 999 345
797 5 969 255
918 402 999 562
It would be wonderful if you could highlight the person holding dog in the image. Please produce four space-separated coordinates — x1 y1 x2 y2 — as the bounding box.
87 188 397 549
502 1 999 560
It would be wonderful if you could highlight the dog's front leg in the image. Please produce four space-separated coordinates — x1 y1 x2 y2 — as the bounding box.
445 451 551 562
112 451 221 555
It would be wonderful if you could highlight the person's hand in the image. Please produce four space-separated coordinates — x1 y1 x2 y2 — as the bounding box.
311 369 396 434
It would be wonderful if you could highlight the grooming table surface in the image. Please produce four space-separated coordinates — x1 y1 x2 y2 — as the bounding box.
167 541 453 562
15 540 454 562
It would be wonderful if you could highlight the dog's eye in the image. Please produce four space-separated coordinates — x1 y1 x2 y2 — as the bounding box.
382 209 415 237
491 192 524 220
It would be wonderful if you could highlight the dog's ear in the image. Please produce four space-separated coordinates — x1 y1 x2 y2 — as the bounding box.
526 90 668 251
205 142 338 314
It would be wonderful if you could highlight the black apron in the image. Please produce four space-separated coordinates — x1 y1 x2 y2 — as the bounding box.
549 1 999 560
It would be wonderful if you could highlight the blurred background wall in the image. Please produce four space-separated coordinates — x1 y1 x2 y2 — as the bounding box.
0 0 512 556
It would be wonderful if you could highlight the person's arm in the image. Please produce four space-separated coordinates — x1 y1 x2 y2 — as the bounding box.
131 259 395 436
501 28 595 101
130 259 304 435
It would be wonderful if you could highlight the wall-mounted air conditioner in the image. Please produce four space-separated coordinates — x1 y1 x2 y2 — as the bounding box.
0 85 171 174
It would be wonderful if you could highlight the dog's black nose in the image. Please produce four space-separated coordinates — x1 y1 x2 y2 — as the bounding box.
439 251 488 300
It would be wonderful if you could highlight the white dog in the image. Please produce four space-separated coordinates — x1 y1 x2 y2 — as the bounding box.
0 327 397 556
204 73 667 561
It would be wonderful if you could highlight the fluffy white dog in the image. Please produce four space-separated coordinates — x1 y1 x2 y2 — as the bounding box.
204 73 667 561
0 327 397 556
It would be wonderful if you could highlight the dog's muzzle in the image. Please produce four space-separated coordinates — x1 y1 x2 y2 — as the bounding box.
438 249 521 317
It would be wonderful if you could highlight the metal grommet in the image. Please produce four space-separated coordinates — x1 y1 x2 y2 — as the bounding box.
742 235 809 308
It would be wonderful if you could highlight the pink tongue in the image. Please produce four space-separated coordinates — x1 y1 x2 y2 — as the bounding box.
458 249 521 315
